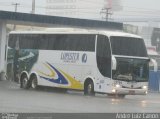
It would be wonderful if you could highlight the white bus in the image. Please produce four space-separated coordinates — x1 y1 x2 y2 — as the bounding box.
8 28 149 97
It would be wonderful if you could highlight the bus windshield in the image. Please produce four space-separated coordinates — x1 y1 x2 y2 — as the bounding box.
110 36 148 57
112 58 149 82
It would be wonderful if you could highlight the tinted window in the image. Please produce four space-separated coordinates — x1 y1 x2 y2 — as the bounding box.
47 34 95 51
96 35 111 78
8 34 95 51
8 35 17 48
110 36 148 57
8 34 43 49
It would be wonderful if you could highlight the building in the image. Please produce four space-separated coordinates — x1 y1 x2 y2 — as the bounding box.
46 0 122 20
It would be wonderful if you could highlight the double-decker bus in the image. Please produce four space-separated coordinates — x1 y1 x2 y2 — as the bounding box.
8 28 149 97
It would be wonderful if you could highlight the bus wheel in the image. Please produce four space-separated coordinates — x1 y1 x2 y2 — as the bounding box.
84 80 95 96
31 76 38 89
21 75 29 89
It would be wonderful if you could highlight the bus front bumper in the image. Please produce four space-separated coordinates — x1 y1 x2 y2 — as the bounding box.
111 88 148 95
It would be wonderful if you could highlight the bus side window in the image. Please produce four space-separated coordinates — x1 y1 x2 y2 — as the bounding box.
96 35 111 78
8 35 17 48
67 34 95 52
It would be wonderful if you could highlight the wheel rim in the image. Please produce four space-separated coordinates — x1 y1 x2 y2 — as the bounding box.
32 78 37 89
87 84 92 94
22 77 27 87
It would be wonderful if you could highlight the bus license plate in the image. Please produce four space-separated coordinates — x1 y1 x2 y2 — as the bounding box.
129 90 135 94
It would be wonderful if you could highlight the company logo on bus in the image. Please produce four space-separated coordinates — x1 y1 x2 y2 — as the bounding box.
82 53 87 63
61 52 79 63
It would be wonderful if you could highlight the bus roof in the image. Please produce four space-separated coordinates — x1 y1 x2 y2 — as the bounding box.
10 28 142 38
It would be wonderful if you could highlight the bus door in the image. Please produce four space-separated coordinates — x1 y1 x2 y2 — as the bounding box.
96 35 111 92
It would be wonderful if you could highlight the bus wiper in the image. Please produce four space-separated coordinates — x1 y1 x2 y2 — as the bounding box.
116 74 132 80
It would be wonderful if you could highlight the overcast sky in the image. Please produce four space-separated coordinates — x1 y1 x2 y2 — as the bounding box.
0 0 160 19
122 0 160 10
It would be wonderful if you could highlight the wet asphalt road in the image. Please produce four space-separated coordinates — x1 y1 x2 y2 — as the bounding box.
0 80 160 113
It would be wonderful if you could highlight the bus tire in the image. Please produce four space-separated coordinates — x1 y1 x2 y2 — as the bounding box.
31 75 38 89
20 74 29 89
84 79 95 96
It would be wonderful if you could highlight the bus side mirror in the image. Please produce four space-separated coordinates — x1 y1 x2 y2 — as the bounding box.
112 56 117 70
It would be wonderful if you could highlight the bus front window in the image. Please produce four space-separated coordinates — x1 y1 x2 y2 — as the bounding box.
110 36 148 57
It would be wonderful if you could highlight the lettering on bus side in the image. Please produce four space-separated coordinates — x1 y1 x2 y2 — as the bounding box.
61 52 79 63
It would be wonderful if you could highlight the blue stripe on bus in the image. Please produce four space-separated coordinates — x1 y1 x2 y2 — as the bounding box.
40 62 68 85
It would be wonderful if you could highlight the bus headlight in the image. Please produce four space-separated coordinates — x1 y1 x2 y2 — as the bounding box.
142 86 147 90
115 84 120 88
145 91 148 94
112 89 116 93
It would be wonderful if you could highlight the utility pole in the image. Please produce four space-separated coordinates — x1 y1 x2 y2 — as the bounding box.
100 7 113 21
32 0 35 14
12 3 20 30
31 0 35 30
12 3 20 12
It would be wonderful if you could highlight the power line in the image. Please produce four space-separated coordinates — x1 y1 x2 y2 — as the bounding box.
1 1 160 12
0 1 160 13
1 2 160 19
0 4 160 18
